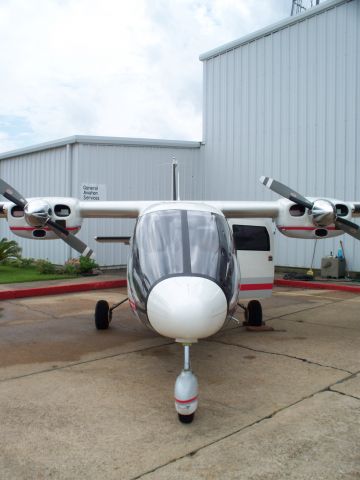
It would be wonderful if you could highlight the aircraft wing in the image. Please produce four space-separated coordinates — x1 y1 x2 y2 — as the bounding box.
78 200 280 219
3 172 360 257
206 201 279 219
78 201 155 218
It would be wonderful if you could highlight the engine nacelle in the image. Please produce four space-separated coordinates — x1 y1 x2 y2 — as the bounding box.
276 198 353 239
5 198 83 239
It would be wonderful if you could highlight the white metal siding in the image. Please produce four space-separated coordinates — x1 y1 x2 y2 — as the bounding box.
0 142 202 266
202 0 360 271
74 143 202 266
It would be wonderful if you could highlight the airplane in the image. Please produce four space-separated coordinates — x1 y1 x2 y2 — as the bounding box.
1 167 360 424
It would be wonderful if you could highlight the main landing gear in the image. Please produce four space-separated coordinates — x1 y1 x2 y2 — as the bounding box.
175 344 198 424
237 300 274 331
94 298 128 330
244 299 263 326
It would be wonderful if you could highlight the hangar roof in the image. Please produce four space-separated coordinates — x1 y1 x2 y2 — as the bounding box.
0 135 201 160
200 0 350 61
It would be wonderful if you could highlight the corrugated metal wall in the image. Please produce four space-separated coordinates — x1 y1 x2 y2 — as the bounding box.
201 0 360 271
73 143 202 266
0 141 202 266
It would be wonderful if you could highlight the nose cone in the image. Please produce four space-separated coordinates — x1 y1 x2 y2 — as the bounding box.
147 276 227 342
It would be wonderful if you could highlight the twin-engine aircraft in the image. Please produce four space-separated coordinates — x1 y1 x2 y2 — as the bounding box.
1 170 360 423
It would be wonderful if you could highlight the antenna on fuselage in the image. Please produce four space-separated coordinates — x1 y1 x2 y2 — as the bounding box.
172 157 180 201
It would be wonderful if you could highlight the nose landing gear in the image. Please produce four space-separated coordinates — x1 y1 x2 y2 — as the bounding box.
175 344 198 424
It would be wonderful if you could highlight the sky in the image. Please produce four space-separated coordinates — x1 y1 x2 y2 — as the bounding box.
0 0 309 153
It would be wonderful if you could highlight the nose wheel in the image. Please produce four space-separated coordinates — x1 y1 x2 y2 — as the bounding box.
175 344 198 424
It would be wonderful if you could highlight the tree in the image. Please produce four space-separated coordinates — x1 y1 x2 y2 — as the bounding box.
0 238 22 263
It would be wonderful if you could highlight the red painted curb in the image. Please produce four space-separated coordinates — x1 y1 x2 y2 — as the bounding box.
0 279 127 300
274 278 360 293
1 277 359 301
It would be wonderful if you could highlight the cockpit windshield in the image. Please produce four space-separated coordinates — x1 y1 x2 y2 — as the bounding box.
135 210 184 287
129 209 238 310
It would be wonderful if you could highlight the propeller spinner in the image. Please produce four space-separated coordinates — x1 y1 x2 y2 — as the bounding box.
260 176 360 241
0 179 93 257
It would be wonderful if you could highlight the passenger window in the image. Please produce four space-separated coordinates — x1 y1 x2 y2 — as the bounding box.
232 225 270 251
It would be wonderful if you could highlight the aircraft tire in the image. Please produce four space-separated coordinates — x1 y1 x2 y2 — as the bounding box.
178 413 195 424
95 300 110 330
247 300 262 326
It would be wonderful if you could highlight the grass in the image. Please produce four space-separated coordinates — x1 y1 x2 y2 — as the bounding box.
0 265 77 284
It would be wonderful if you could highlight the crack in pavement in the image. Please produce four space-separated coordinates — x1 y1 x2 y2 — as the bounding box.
210 339 354 375
0 340 175 384
276 318 360 331
264 296 355 324
130 370 359 480
213 296 359 373
2 301 60 320
330 388 360 402
230 295 353 329
2 293 129 322
273 291 354 301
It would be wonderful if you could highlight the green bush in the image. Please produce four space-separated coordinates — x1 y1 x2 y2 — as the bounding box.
79 256 98 274
64 258 80 274
19 257 36 268
3 258 22 267
63 263 78 275
0 238 21 264
35 259 56 274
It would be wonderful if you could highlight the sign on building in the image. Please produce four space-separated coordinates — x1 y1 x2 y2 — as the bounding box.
80 184 106 201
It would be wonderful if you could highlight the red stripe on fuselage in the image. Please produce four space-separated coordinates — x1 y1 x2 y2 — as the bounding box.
278 226 337 231
239 283 273 291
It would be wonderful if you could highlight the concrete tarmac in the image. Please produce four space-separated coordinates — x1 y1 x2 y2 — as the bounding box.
0 287 359 479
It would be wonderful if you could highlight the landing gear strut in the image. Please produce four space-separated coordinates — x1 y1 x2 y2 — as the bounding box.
174 344 198 424
94 297 128 330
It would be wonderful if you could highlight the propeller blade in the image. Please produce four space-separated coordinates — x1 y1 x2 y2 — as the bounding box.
335 217 360 241
0 179 27 207
47 219 93 257
260 176 314 210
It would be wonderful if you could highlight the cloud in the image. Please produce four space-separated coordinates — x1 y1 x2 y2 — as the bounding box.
0 0 291 153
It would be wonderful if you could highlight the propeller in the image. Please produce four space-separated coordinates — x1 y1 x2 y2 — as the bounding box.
260 176 360 241
260 177 314 210
0 179 27 207
334 217 360 241
0 179 93 257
